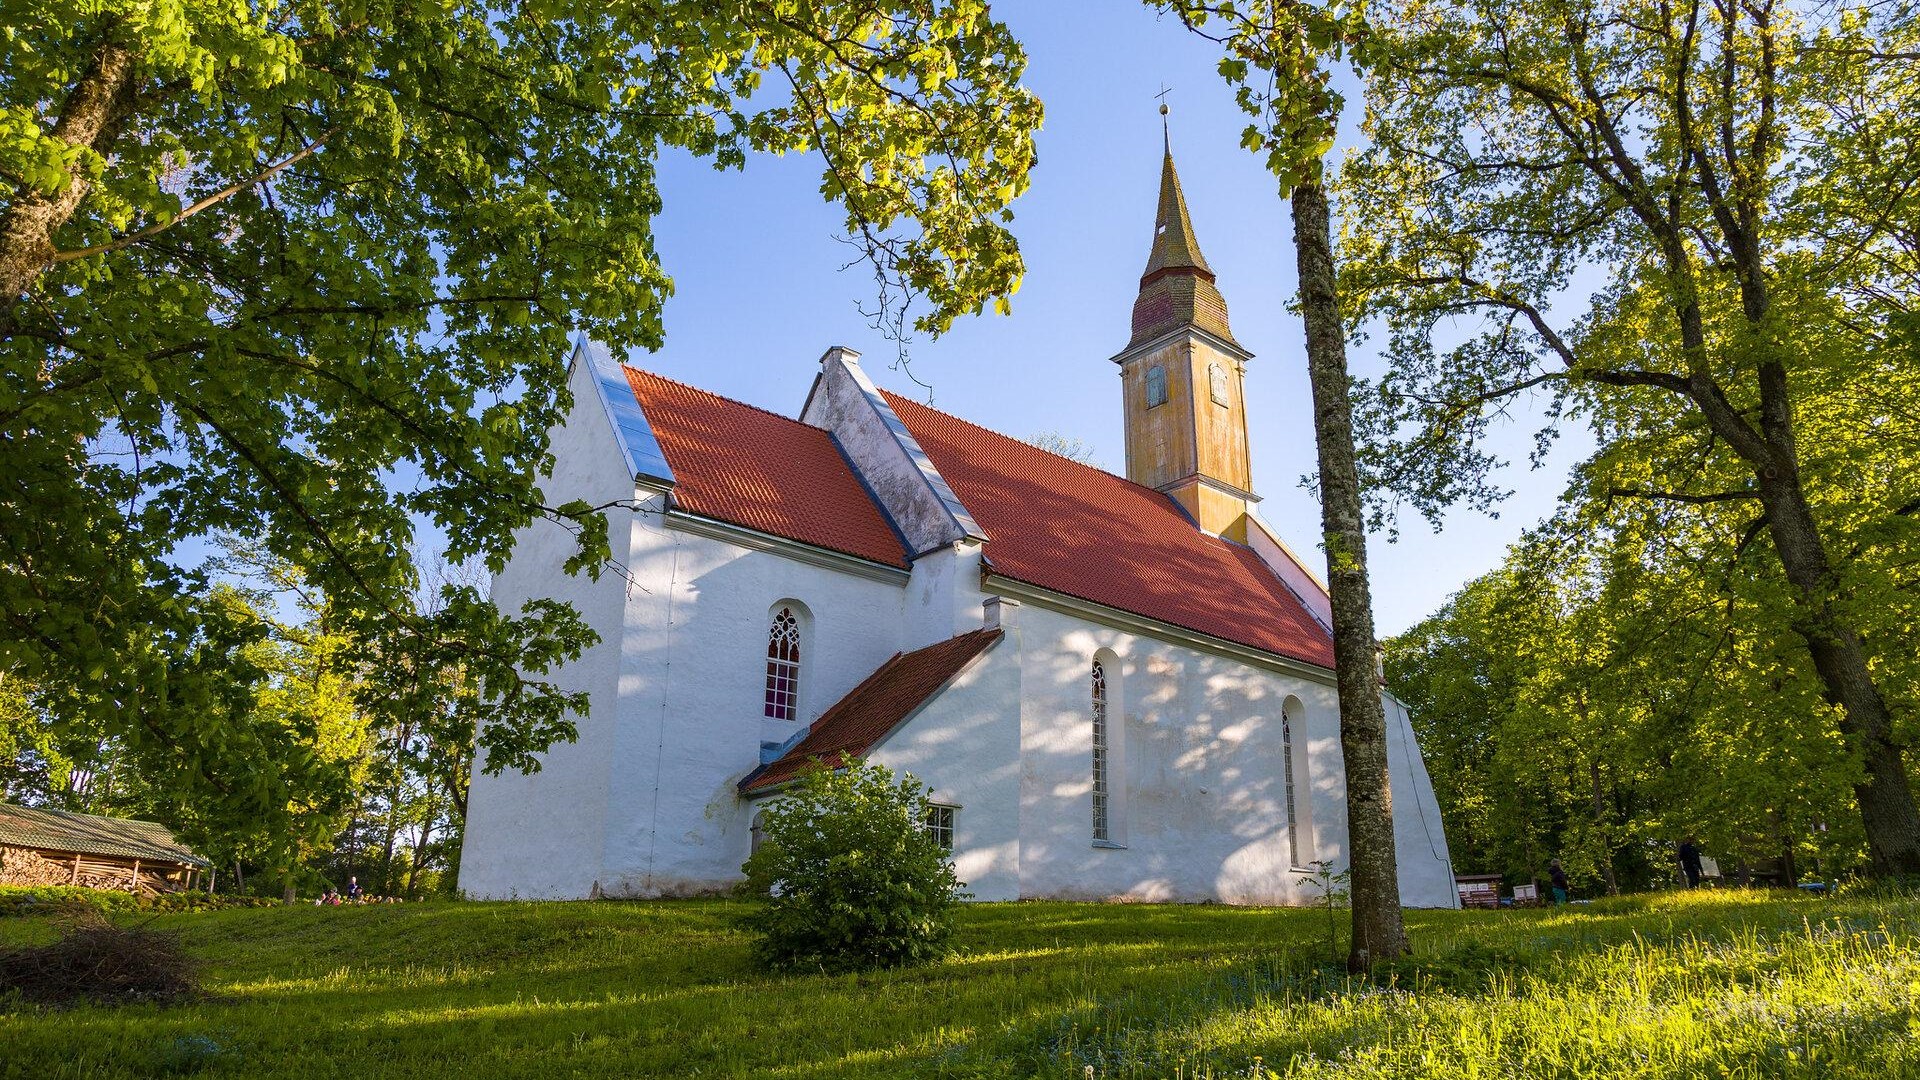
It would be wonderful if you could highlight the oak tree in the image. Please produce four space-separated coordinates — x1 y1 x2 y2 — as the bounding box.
1 3 1041 833
1340 0 1920 872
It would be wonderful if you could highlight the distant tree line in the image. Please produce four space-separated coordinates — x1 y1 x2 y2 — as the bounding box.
0 542 492 899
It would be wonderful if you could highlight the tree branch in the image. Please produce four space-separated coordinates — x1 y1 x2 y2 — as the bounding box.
52 127 339 264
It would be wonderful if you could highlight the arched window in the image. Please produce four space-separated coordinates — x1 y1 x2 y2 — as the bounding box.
1145 365 1168 409
1283 702 1305 866
1091 660 1110 841
764 606 802 720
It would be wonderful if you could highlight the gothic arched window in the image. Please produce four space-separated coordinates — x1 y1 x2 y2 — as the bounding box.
764 606 802 721
1283 703 1301 866
1091 660 1111 841
1145 365 1168 409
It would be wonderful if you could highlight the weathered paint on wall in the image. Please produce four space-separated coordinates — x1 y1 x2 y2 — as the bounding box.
1113 328 1257 540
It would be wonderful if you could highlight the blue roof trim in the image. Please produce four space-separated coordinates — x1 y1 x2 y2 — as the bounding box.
840 360 986 542
577 336 675 488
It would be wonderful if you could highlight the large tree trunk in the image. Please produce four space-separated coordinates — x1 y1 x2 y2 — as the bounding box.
1752 458 1920 874
1668 172 1920 874
0 41 140 310
1291 179 1408 970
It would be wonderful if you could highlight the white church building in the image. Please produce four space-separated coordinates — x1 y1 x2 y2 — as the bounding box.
460 146 1457 907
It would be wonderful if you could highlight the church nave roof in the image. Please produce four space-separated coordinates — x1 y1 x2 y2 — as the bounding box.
622 367 911 569
881 392 1336 671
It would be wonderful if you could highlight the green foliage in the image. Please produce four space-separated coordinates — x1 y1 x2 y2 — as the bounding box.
1388 526 1869 890
1334 0 1920 873
740 761 963 973
2 893 1918 1077
0 886 274 918
1152 0 1370 194
0 886 141 917
2 1 1040 864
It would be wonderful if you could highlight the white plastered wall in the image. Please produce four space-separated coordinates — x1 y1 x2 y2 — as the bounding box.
1382 691 1459 907
866 623 1022 901
459 358 637 900
1003 600 1345 905
594 521 909 897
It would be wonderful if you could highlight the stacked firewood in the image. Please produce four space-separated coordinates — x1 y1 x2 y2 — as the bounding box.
75 865 137 892
0 846 74 888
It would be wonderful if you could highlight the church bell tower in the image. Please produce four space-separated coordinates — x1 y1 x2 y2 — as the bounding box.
1112 119 1258 542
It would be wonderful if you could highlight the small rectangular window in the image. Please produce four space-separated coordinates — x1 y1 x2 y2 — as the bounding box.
923 804 956 851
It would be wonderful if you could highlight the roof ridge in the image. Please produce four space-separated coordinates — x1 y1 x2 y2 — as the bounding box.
4 802 165 829
622 363 817 430
879 386 1144 499
878 388 1184 505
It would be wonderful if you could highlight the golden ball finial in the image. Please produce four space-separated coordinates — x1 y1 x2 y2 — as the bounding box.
1159 103 1169 116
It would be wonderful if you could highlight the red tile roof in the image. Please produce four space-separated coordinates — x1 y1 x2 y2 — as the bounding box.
741 628 1003 793
624 368 909 568
882 392 1337 669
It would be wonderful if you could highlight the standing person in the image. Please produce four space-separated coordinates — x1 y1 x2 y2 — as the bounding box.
1677 837 1704 889
1548 859 1571 906
347 876 363 901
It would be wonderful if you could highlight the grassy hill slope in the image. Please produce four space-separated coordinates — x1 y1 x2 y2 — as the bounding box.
3 891 1916 1079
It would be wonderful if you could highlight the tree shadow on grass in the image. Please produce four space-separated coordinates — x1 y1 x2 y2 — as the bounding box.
5 894 1912 1080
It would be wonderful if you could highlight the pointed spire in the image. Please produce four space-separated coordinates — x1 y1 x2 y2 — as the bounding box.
1129 125 1238 349
1142 141 1213 279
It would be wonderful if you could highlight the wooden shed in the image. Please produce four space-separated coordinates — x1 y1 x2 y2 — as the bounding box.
0 803 209 895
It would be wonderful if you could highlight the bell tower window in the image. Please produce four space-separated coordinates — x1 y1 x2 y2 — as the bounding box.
1145 364 1168 409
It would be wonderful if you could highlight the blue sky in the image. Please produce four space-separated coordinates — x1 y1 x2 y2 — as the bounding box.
634 2 1586 635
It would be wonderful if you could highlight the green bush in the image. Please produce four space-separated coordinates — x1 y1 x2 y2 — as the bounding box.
0 885 274 917
740 761 964 973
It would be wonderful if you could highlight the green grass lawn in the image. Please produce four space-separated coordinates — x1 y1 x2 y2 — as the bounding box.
3 890 1916 1079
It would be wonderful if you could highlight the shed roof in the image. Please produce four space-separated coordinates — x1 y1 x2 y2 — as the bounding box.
0 803 208 868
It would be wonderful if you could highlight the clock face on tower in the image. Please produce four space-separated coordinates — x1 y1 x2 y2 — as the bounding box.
1208 362 1229 407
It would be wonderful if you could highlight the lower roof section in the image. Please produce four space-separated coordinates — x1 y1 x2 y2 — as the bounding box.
740 628 1003 795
